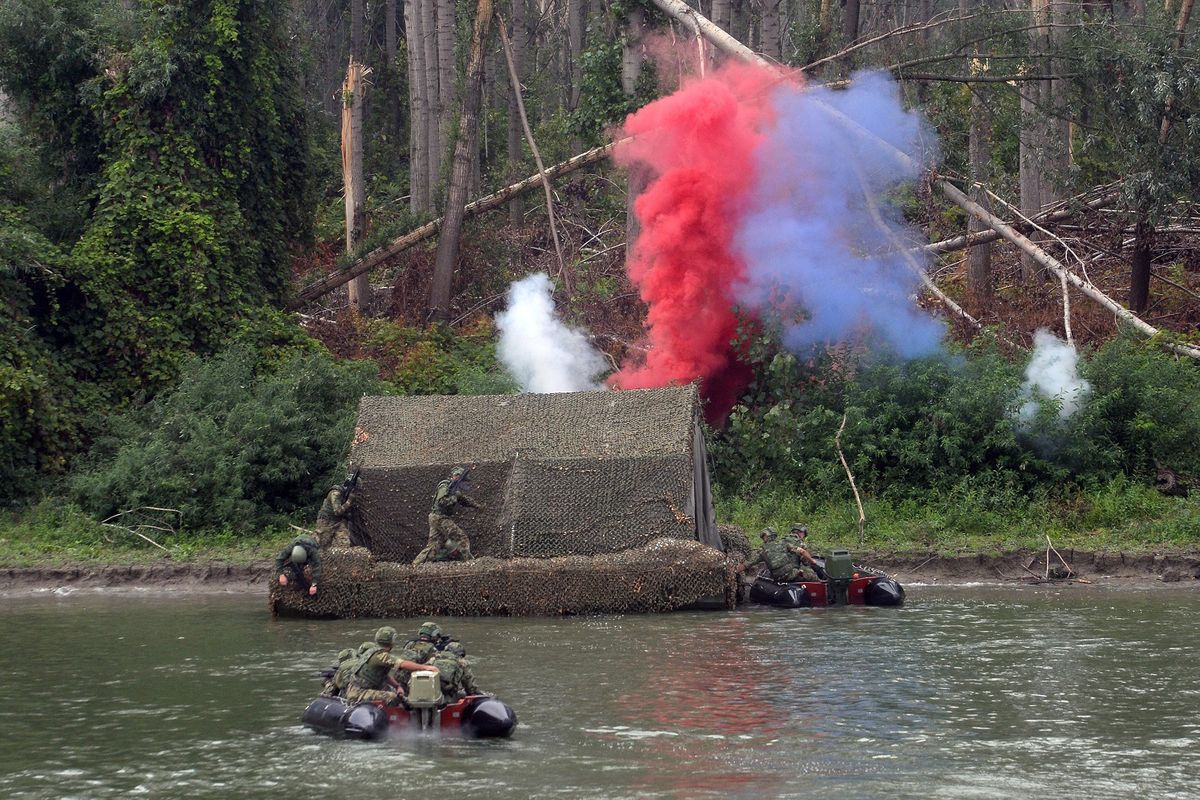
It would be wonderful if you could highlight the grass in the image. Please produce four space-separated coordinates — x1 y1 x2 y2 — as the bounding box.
3 480 1198 568
0 500 285 567
714 478 1200 556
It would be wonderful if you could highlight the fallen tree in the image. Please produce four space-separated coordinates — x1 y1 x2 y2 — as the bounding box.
290 142 617 307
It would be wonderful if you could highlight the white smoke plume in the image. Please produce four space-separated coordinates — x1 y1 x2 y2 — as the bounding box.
495 273 608 393
1018 329 1091 425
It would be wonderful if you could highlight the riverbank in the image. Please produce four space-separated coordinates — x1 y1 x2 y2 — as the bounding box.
2 549 1197 595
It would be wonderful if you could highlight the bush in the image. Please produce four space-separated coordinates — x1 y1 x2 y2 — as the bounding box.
69 345 382 533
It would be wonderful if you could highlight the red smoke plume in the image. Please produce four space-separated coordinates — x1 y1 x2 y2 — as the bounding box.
612 62 792 425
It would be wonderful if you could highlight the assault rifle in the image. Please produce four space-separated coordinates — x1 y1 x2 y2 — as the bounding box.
448 466 471 495
341 466 361 498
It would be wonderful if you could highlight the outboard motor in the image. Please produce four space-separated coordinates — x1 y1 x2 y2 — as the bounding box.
462 697 519 738
824 550 854 606
406 670 443 731
302 697 389 740
864 576 906 607
749 577 812 608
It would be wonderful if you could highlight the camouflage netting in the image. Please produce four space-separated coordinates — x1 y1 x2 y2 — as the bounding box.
269 539 738 618
279 386 735 618
347 387 720 562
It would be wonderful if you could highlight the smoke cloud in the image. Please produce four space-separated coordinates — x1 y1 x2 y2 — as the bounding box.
496 273 608 393
613 63 944 423
1018 329 1091 424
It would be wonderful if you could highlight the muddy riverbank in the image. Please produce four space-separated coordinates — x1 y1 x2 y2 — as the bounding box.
2 549 1197 594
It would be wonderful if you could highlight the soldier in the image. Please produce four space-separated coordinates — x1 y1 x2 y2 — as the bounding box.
343 626 436 706
786 524 826 580
274 534 321 596
430 641 484 702
413 466 481 565
314 485 353 548
751 526 819 583
400 621 444 664
320 648 357 697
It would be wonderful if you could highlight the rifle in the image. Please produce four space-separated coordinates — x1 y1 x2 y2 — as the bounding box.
447 466 471 495
341 466 361 498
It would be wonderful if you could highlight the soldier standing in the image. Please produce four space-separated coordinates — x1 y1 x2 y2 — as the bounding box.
413 466 481 564
343 626 436 706
274 534 321 596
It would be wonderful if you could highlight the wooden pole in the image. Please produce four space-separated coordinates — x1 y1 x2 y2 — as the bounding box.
498 16 569 288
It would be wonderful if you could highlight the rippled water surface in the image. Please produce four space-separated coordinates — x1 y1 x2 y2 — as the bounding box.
1 585 1198 799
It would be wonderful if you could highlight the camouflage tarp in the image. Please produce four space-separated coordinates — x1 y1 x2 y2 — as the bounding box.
347 386 721 562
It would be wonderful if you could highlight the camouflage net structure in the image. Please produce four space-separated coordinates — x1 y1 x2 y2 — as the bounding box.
347 387 720 562
273 386 735 618
269 539 737 618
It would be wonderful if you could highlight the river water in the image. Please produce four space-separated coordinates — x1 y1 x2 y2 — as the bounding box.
1 585 1197 799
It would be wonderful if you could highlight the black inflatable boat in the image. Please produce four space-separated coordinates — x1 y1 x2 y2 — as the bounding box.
749 549 905 609
302 694 518 740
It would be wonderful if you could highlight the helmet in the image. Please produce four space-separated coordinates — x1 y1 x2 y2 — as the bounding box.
791 523 808 536
336 648 355 662
418 621 442 641
450 467 467 478
761 527 778 542
444 641 466 657
375 626 397 645
291 544 308 564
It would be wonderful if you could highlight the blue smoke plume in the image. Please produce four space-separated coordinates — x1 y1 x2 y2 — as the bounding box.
734 71 944 357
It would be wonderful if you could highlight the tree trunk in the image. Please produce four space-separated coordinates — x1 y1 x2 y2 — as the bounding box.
429 0 495 323
352 0 365 61
386 0 398 62
966 80 993 311
507 0 528 227
437 0 457 174
422 0 443 199
342 61 371 311
568 0 587 109
842 0 861 43
760 0 782 61
406 0 431 212
1129 221 1153 314
623 6 647 257
1018 0 1049 282
712 0 732 31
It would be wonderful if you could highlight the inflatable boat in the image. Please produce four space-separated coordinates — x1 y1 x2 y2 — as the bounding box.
748 549 905 608
302 669 517 740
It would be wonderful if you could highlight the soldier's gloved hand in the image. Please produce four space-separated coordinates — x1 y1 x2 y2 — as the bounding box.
278 574 288 586
309 583 318 596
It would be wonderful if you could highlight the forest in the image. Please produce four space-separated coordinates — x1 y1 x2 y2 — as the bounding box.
0 0 1197 561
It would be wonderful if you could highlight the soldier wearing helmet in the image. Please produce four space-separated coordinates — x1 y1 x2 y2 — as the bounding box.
319 647 358 698
273 534 321 596
413 466 482 565
343 626 436 706
785 523 824 580
430 641 484 702
401 621 446 663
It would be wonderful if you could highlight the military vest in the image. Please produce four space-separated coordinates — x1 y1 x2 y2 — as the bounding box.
431 653 463 696
761 539 799 576
431 480 457 515
351 644 391 689
401 640 437 663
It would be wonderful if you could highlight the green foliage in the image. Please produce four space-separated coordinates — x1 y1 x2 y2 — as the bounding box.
569 36 659 145
361 319 517 396
69 345 382 532
712 326 1200 511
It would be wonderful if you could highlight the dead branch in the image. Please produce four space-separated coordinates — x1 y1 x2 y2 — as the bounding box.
835 412 867 547
498 16 568 289
292 142 619 307
1046 535 1075 578
922 190 1120 255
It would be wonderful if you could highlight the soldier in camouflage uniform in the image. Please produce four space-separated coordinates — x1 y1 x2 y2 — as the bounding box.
413 467 481 565
320 648 357 697
400 621 444 664
750 525 820 583
274 534 321 596
343 626 435 705
430 641 484 702
314 485 355 548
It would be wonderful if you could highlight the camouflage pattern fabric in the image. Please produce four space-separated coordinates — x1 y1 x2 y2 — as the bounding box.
315 488 354 548
757 539 817 582
430 651 481 700
401 640 438 663
343 685 399 704
273 535 322 583
413 513 471 564
430 479 479 516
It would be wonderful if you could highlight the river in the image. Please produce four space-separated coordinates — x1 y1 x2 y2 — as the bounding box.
0 585 1197 799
